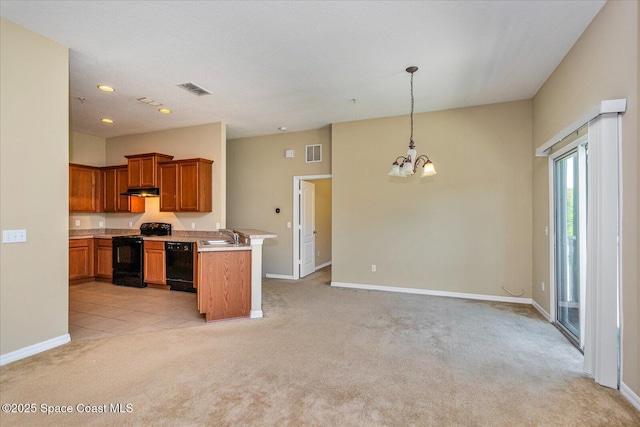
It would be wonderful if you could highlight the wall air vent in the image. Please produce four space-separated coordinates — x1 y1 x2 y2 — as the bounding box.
177 82 212 96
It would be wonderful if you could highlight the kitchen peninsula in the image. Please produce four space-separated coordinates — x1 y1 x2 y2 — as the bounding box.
69 228 276 321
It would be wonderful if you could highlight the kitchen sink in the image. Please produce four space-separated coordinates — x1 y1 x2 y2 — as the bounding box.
199 230 241 247
199 239 235 246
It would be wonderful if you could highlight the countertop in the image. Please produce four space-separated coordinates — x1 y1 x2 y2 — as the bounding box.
69 228 277 252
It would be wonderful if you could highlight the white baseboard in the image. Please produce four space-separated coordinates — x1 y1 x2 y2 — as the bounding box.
250 310 263 319
532 299 551 321
330 281 532 305
0 334 70 366
265 273 296 280
620 382 640 412
315 261 332 270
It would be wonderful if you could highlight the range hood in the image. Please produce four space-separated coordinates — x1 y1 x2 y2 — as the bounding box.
120 187 160 197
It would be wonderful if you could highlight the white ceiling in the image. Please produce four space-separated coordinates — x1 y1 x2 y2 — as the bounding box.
1 1 606 140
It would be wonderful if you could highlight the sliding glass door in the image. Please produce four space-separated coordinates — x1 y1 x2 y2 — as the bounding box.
554 143 587 348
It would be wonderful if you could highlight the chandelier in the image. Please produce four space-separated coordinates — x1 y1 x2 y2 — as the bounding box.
388 66 437 178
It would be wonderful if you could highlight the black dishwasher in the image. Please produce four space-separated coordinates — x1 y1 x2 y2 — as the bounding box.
165 242 195 293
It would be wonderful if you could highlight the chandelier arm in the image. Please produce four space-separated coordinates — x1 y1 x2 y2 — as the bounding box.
394 155 409 164
413 155 430 173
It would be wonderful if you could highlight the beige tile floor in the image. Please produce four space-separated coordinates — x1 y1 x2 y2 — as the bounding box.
69 281 204 341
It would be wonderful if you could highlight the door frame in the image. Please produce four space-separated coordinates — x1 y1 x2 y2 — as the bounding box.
548 132 589 351
292 174 331 280
548 133 588 327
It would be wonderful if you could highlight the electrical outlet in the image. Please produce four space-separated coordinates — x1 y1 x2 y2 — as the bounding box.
545 226 549 236
99 221 104 228
215 222 221 230
129 221 133 228
75 220 80 227
541 282 545 291
191 223 196 229
2 229 27 243
317 250 320 257
371 264 377 272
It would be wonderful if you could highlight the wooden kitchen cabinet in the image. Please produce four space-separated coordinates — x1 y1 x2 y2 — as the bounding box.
158 162 178 211
69 164 101 212
102 166 145 213
69 238 95 283
197 250 251 322
159 158 213 212
94 238 113 281
126 153 173 188
144 240 166 285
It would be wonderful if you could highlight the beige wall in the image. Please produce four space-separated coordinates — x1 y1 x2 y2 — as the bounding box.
69 131 107 230
532 0 639 394
332 100 533 297
0 19 69 355
311 178 332 267
69 131 106 166
105 123 226 231
227 128 331 275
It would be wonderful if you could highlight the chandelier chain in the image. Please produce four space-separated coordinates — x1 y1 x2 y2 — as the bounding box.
410 71 414 147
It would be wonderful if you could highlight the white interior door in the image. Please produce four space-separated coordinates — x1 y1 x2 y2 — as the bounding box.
299 180 315 278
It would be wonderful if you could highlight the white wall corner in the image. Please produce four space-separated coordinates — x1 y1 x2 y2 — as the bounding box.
0 334 70 366
620 382 640 412
531 299 552 321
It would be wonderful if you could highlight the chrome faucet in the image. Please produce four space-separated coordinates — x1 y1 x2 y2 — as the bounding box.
220 229 239 244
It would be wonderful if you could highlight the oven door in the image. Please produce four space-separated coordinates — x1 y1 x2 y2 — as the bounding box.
112 238 144 287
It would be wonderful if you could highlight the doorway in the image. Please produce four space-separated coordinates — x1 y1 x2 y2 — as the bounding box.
552 140 587 349
292 174 332 280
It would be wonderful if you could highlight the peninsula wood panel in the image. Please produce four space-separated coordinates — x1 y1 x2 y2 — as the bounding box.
198 250 251 322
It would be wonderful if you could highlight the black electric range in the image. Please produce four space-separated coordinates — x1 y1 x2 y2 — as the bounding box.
112 222 171 288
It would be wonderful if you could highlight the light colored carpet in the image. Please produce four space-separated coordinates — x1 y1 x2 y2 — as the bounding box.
1 267 638 426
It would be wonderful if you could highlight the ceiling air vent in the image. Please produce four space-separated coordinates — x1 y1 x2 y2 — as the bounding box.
177 82 212 96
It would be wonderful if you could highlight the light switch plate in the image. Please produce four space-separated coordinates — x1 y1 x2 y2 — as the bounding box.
3 229 27 243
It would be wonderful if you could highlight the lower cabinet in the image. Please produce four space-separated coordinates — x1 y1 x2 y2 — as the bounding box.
197 250 251 322
144 241 166 285
69 238 95 283
95 239 113 281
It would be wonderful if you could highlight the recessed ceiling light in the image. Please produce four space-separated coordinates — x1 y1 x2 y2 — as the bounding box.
158 109 171 114
278 127 287 132
101 118 114 124
97 85 115 92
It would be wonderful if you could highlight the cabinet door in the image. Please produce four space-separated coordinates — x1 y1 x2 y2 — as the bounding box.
116 167 145 213
198 251 251 321
102 168 117 212
95 239 113 280
127 158 142 188
144 241 166 285
178 162 199 211
69 239 94 281
159 163 178 212
139 156 156 187
70 165 99 212
128 156 156 187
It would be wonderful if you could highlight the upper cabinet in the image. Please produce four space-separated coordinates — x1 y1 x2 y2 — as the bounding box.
125 153 173 188
69 164 101 212
159 158 213 212
102 165 145 213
